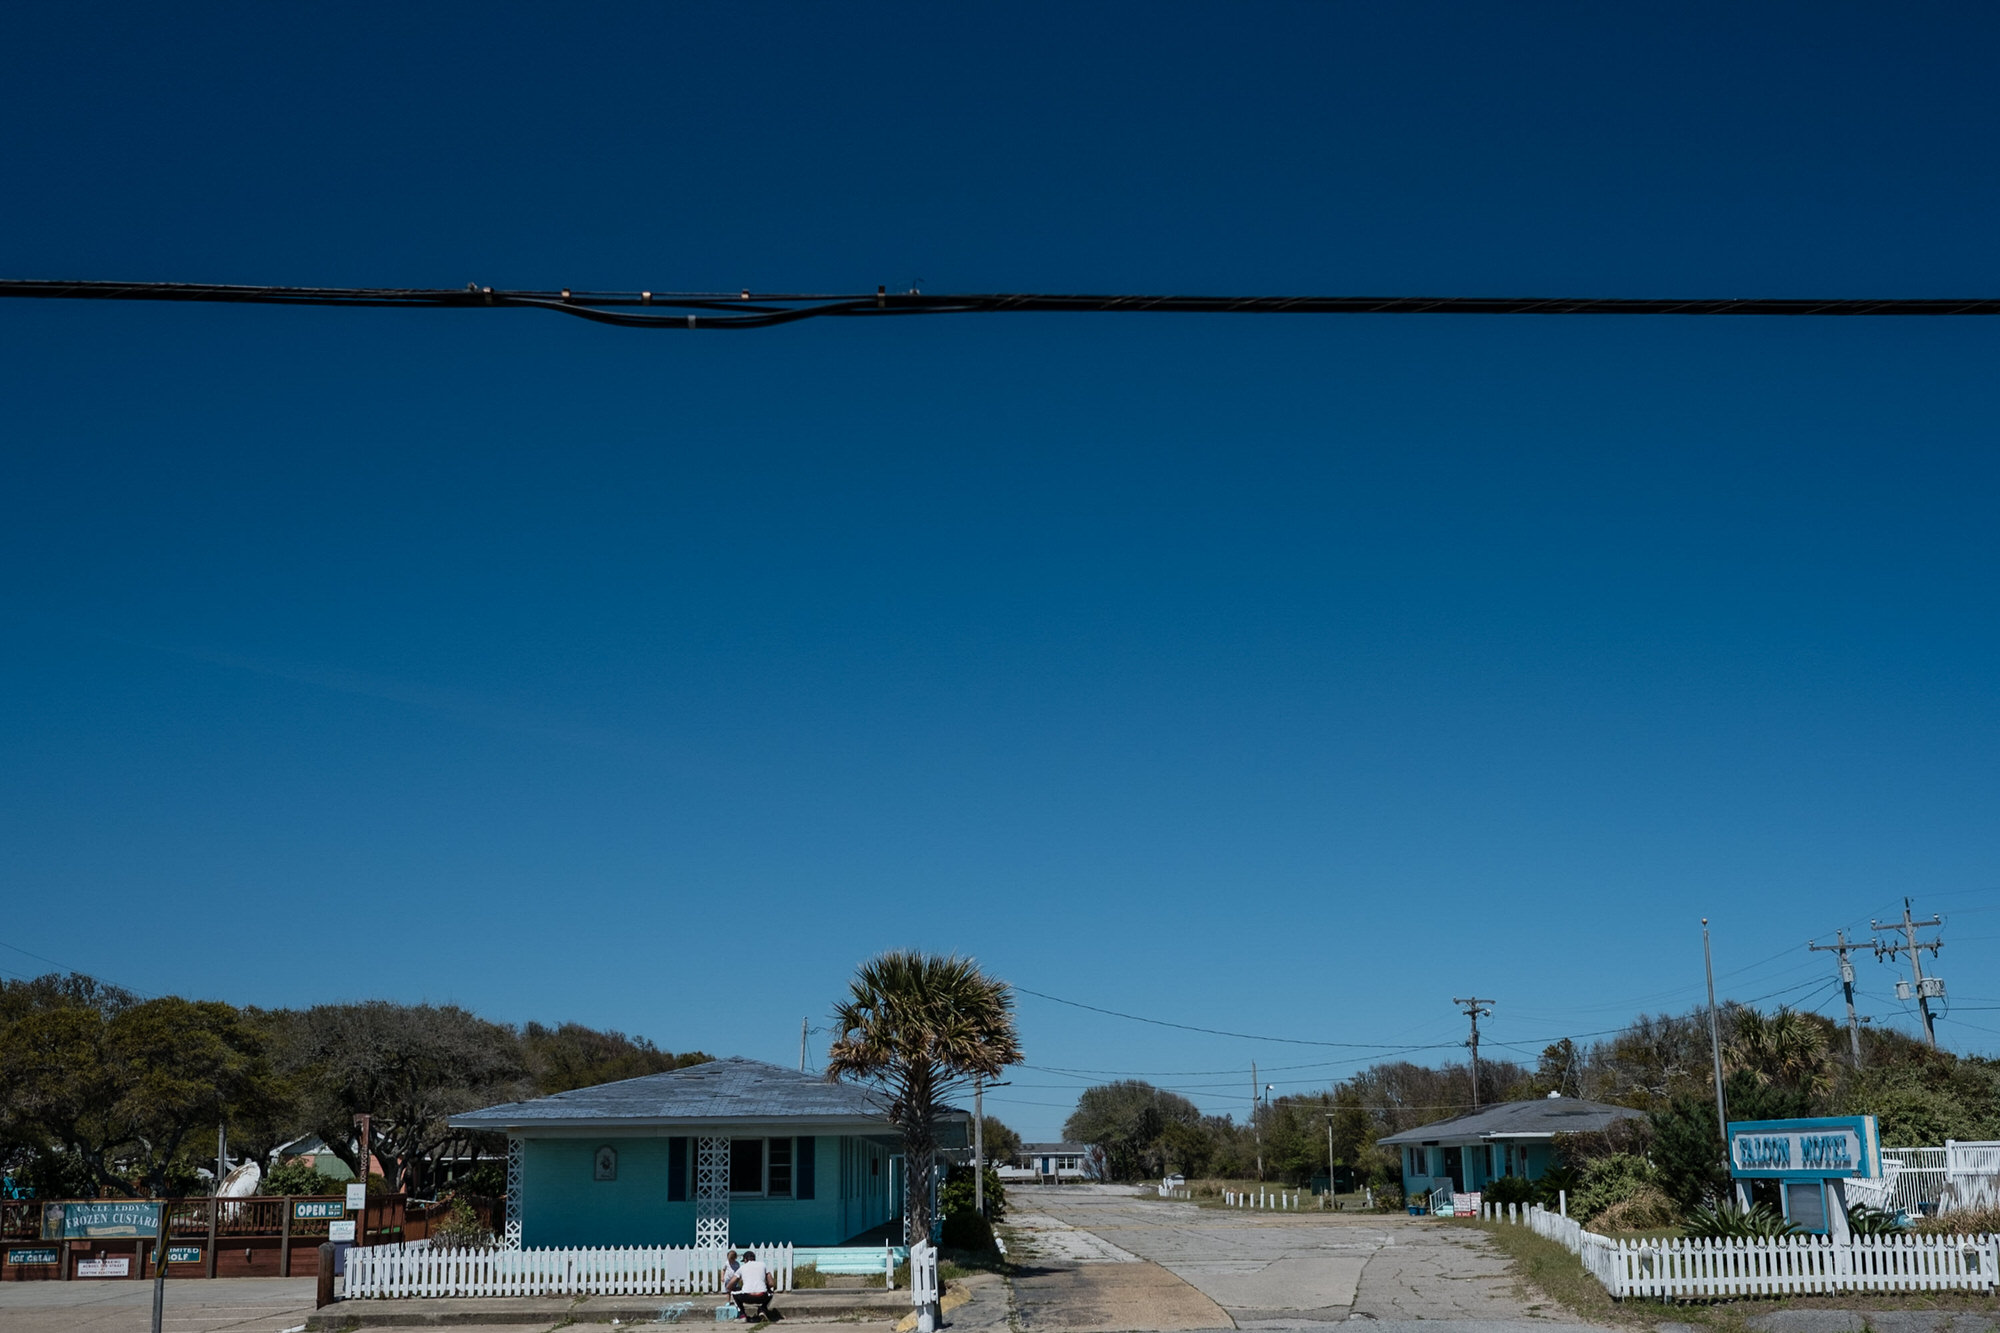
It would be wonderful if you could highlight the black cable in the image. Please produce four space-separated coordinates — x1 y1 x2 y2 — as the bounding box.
7 279 2000 330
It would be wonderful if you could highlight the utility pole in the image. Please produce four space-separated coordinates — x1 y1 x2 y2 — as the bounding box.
1809 929 1872 1064
216 1122 228 1195
800 1017 809 1072
973 1075 985 1216
1702 920 1728 1143
1452 998 1493 1107
1873 898 1945 1048
1251 1062 1262 1180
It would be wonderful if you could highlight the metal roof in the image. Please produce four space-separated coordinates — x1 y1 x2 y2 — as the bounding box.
1376 1096 1644 1146
449 1057 963 1133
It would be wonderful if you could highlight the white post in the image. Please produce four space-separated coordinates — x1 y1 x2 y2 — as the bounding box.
1558 1189 1567 1218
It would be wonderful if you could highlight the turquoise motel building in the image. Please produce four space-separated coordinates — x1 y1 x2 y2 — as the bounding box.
451 1058 969 1252
1379 1094 1644 1205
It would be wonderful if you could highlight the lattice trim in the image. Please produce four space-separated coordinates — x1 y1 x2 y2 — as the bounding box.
504 1136 525 1249
695 1136 730 1248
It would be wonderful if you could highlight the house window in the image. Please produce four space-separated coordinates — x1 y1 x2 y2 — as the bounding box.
768 1138 793 1197
730 1138 765 1193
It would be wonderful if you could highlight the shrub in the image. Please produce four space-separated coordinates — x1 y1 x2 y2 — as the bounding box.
260 1162 346 1196
939 1164 1007 1221
430 1194 494 1249
1482 1175 1537 1207
1593 1186 1679 1232
941 1206 996 1253
1533 1164 1581 1209
1911 1205 2000 1236
1682 1197 1798 1239
1569 1153 1654 1222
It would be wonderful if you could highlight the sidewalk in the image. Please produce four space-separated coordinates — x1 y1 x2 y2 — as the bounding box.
304 1283 939 1329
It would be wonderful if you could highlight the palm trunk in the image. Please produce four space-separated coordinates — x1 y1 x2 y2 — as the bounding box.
900 1067 938 1245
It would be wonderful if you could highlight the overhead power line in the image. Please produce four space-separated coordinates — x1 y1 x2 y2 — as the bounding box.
7 280 2000 331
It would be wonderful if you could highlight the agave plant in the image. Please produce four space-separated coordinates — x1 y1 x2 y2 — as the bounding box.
1682 1196 1799 1239
1844 1203 1906 1236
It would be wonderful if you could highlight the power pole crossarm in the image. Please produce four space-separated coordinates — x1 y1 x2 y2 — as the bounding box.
1452 998 1494 1108
1872 898 1945 1048
1809 930 1874 1064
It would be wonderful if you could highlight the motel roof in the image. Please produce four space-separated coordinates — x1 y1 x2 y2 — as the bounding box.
450 1056 971 1140
1377 1095 1644 1146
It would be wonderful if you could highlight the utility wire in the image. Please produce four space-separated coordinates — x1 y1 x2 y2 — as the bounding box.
7 280 2000 331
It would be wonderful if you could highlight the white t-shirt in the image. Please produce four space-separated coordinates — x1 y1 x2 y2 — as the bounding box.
738 1259 768 1295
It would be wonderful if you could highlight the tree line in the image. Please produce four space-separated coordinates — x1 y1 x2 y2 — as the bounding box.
1064 1001 2000 1221
0 972 708 1199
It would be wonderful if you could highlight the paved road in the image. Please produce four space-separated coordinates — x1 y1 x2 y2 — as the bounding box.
1009 1186 1610 1331
0 1276 321 1333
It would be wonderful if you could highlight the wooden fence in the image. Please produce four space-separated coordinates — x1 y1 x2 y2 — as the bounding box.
1 1194 498 1281
346 1241 795 1300
1492 1201 1998 1300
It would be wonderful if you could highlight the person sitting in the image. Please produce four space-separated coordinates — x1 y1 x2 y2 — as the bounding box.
733 1250 773 1321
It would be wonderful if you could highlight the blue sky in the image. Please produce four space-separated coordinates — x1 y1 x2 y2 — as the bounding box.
5 2 2000 1139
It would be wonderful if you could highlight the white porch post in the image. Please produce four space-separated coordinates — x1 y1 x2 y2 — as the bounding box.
696 1136 731 1247
504 1135 524 1249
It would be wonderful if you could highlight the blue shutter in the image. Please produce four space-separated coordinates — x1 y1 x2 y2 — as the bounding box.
797 1136 816 1200
668 1137 688 1201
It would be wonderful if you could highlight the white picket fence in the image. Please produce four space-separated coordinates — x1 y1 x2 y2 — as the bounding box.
346 1241 795 1299
1487 1203 1998 1300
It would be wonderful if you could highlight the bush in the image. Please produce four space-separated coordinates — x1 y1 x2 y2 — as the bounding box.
1911 1205 2000 1236
939 1164 1007 1221
1569 1153 1654 1222
261 1162 346 1196
430 1194 494 1249
941 1207 996 1253
1593 1186 1679 1232
1482 1175 1537 1207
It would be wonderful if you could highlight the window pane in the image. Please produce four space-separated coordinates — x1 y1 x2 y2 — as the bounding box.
730 1138 765 1193
768 1138 793 1197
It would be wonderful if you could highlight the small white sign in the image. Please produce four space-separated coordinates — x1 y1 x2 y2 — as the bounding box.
328 1220 357 1243
345 1183 367 1210
76 1256 131 1277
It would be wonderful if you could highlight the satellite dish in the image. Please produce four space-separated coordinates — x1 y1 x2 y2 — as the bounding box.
218 1160 262 1198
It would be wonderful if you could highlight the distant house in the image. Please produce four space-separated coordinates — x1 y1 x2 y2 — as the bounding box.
1378 1094 1643 1202
999 1142 1092 1184
269 1134 385 1182
449 1057 969 1250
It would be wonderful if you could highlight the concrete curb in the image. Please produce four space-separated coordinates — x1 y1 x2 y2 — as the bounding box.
304 1289 911 1329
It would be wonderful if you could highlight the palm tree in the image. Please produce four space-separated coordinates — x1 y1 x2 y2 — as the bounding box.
825 952 1021 1246
1726 1007 1835 1103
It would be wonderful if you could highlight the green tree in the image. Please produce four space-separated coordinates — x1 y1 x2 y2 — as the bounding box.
271 1001 526 1196
0 990 277 1197
826 952 1021 1247
522 1022 709 1094
1065 1081 1209 1181
978 1115 1023 1164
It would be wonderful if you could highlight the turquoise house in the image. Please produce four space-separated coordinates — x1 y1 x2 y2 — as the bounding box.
451 1058 967 1250
1379 1094 1643 1204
